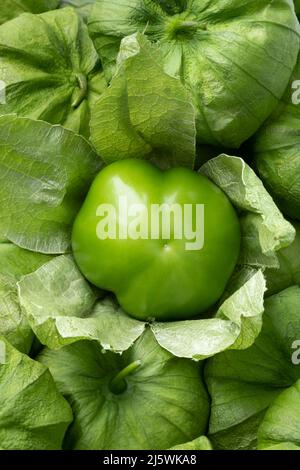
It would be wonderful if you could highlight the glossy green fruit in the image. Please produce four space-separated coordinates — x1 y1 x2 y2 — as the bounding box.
72 159 241 321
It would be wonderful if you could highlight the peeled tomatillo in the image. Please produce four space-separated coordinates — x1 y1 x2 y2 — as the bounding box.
72 159 241 321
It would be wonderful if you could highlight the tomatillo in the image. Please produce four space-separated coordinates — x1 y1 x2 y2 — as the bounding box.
72 159 241 321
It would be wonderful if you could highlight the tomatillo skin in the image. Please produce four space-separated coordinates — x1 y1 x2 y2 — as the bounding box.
72 159 241 321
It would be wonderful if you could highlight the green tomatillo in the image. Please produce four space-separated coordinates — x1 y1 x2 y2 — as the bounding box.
72 159 241 321
38 329 210 450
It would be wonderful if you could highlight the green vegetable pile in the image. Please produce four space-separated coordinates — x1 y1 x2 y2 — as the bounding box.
0 0 300 451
